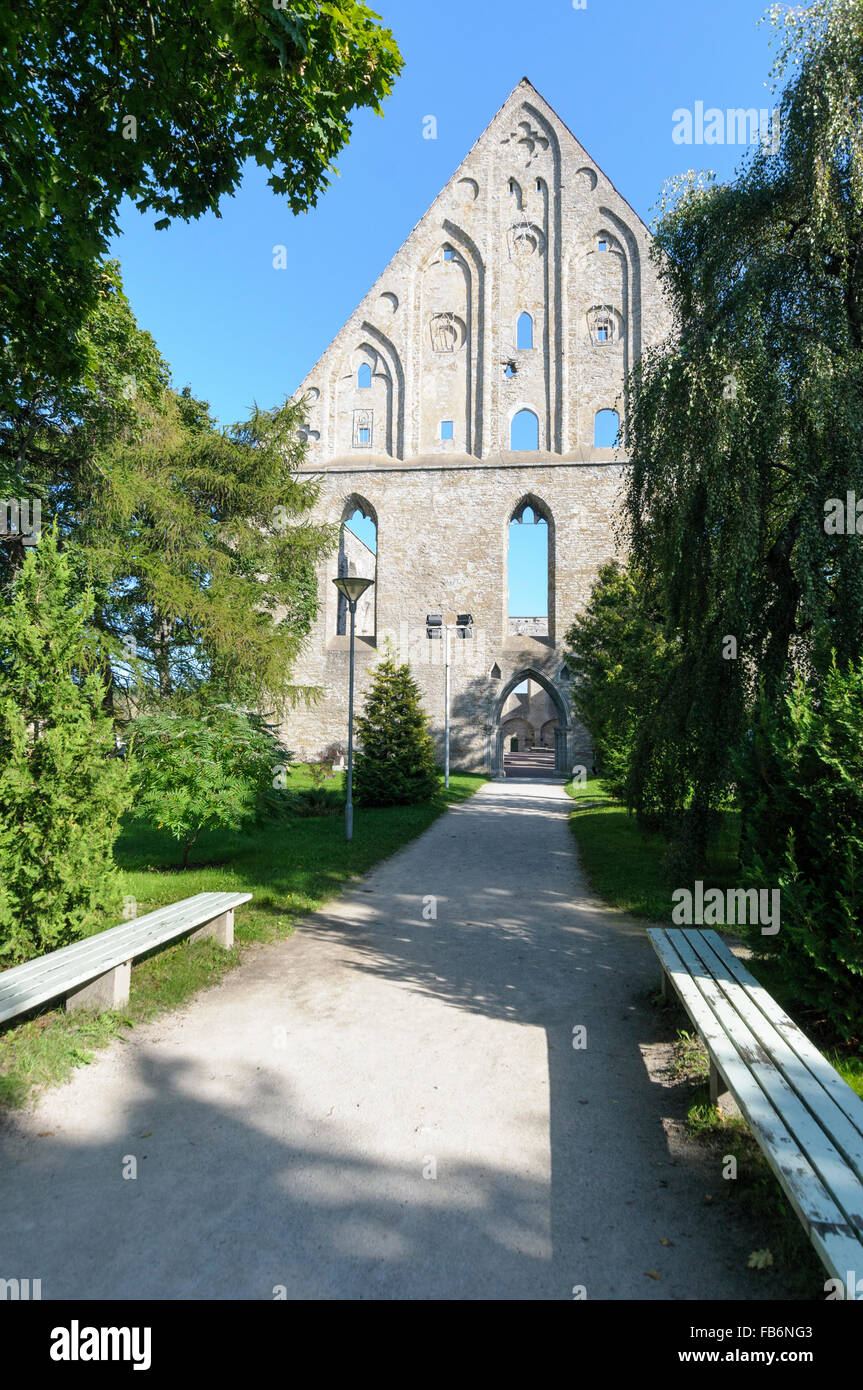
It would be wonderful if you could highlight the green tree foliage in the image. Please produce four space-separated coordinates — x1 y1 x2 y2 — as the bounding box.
622 0 863 866
563 562 670 802
131 705 288 868
79 383 335 714
1 261 169 585
353 652 440 807
735 659 863 1042
2 262 337 714
0 529 132 963
0 1 403 407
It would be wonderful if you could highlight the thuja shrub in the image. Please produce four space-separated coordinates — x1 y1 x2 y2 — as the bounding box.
736 658 863 1042
0 531 131 963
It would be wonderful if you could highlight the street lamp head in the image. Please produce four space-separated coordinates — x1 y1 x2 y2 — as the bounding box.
332 575 375 603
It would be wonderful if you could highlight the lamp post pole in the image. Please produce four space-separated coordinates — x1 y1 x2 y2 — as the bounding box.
426 610 472 790
332 575 375 843
444 622 451 790
346 594 357 841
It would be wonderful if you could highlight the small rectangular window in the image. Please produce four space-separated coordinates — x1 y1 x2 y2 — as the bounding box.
441 420 453 441
358 427 370 444
598 239 607 253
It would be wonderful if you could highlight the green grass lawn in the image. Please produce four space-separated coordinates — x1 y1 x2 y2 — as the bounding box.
566 776 863 1291
565 776 740 920
0 768 485 1109
565 777 863 1091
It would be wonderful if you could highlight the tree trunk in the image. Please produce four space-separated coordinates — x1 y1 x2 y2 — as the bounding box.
153 609 174 699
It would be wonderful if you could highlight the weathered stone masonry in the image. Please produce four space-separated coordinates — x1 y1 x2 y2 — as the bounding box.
283 78 670 775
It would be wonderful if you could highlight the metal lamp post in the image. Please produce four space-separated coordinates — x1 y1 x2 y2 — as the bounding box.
426 611 472 789
332 575 375 841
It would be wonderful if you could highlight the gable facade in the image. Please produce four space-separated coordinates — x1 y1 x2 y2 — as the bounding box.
283 78 669 776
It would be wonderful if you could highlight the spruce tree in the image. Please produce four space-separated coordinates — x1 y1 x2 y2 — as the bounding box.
353 652 440 807
0 529 132 963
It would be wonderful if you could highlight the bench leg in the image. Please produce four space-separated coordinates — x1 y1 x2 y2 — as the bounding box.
660 967 669 1001
709 1058 723 1104
66 960 131 1013
189 909 234 950
709 1059 742 1116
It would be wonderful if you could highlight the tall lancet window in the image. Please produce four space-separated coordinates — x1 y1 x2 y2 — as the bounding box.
507 499 550 634
336 502 377 639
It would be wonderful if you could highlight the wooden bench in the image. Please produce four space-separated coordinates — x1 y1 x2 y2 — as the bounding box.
648 926 863 1285
0 891 252 1024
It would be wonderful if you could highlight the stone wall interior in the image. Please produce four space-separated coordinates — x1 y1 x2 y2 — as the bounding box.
284 78 669 777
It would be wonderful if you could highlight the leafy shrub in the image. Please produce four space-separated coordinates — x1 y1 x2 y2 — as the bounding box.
290 787 343 817
564 561 667 800
131 705 287 866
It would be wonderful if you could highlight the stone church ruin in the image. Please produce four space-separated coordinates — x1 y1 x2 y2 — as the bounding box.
284 78 668 776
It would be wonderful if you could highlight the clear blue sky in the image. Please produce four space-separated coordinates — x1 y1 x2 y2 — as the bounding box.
109 0 784 613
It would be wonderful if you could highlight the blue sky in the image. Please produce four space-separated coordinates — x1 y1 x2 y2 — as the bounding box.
109 0 785 614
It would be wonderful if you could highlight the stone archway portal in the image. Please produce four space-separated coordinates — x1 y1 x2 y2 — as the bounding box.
490 668 570 777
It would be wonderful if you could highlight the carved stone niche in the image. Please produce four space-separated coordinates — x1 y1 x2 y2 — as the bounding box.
352 408 373 447
586 304 624 346
428 312 466 353
507 222 546 262
501 119 550 166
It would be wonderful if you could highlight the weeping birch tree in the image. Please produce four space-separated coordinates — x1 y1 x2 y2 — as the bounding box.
622 0 863 867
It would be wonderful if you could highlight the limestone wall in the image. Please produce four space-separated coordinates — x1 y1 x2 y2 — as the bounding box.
280 78 668 776
282 456 626 773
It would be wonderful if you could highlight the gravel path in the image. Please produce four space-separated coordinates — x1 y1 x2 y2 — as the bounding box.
0 781 790 1299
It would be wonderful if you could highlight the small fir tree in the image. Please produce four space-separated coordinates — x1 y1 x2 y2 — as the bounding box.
0 529 132 963
353 652 440 807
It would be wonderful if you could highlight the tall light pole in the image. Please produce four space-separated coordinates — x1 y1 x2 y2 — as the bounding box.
333 575 375 841
426 611 472 789
444 622 451 789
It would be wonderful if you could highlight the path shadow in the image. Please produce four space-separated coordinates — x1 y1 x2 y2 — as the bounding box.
1 786 801 1299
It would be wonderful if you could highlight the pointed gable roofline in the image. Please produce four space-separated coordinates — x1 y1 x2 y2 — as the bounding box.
293 77 653 400
511 77 653 238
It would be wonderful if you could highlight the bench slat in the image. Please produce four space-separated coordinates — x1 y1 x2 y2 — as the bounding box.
669 930 863 1244
0 892 252 1023
0 892 250 988
649 928 863 1282
680 930 863 1186
0 892 246 994
690 929 863 1142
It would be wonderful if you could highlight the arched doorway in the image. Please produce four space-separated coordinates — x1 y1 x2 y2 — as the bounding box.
488 667 571 777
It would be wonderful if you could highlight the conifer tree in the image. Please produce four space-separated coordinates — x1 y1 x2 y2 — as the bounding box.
0 529 132 963
353 652 440 807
